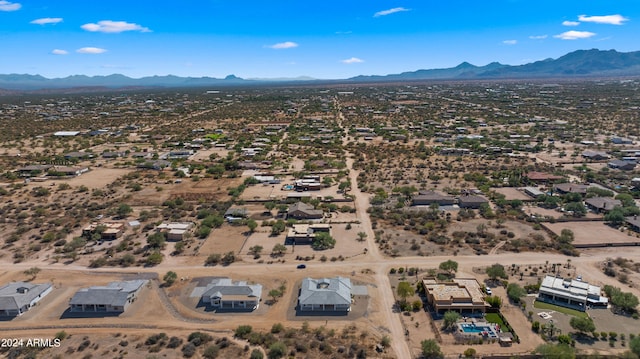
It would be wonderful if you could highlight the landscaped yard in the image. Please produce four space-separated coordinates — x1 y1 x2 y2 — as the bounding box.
485 313 509 332
533 300 589 318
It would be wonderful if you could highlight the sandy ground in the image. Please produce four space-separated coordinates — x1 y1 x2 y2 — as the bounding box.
64 168 134 189
545 221 640 245
491 187 534 201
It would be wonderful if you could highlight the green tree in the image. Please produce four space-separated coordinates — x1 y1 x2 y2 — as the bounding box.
267 341 287 359
506 283 527 303
486 263 507 281
630 335 640 356
146 251 163 266
250 349 264 359
463 348 477 358
163 271 178 286
116 204 133 218
248 245 263 258
268 289 283 303
616 193 636 207
443 311 461 331
246 219 258 233
147 231 166 249
271 243 287 256
564 202 586 217
605 207 626 225
570 317 596 335
271 220 286 236
421 339 443 359
312 232 336 250
439 260 458 274
356 231 368 242
396 281 415 305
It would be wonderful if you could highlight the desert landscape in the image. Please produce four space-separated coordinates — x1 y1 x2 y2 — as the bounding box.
0 80 640 359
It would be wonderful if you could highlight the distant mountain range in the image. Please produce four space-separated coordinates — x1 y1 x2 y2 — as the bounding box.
2 49 640 92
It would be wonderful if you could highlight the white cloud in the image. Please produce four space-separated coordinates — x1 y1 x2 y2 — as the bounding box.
562 20 580 26
81 20 150 33
341 57 364 64
502 40 517 45
529 35 548 40
51 49 68 55
266 41 298 49
578 14 628 25
76 47 107 54
0 0 20 11
554 30 596 40
374 7 410 17
31 17 63 25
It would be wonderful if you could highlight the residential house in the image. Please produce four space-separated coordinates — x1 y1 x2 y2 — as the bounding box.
137 160 171 170
0 282 53 317
82 222 125 240
156 222 193 241
457 195 489 209
102 151 126 159
553 183 590 196
524 187 545 198
525 171 564 183
63 151 94 160
625 216 640 232
412 191 455 206
611 137 634 145
15 164 52 177
422 278 489 314
537 275 608 311
201 278 262 310
69 280 147 313
48 166 89 177
581 150 610 161
286 224 331 245
608 160 636 171
54 131 80 137
584 197 621 214
287 202 324 220
224 207 248 218
298 277 352 312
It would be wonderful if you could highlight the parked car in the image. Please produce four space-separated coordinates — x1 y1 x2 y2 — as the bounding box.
297 264 306 269
485 287 492 295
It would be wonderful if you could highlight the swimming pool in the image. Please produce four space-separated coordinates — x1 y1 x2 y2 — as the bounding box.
458 323 499 337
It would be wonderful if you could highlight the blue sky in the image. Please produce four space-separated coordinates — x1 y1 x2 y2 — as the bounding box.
0 0 638 79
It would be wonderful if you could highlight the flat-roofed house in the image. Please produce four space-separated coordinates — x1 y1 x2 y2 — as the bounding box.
201 278 262 310
298 277 352 312
156 222 193 241
69 280 147 313
423 278 489 314
0 282 53 317
286 223 331 245
537 275 607 311
83 222 125 240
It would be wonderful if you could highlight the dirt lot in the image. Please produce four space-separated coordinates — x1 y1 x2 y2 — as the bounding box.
491 187 534 201
545 221 640 246
197 224 248 256
62 168 134 189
